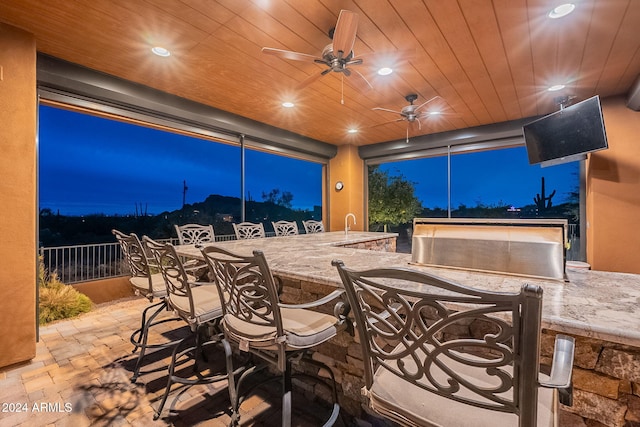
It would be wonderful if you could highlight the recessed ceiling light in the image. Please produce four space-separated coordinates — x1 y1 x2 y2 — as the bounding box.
282 102 295 108
151 46 171 57
548 84 566 92
428 111 441 116
377 67 393 76
548 3 576 19
347 128 358 134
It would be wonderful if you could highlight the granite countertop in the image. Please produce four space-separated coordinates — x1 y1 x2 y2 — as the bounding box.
176 231 640 347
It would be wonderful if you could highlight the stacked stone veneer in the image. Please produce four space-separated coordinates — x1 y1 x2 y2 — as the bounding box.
278 276 367 418
278 275 640 426
542 332 640 427
340 237 396 252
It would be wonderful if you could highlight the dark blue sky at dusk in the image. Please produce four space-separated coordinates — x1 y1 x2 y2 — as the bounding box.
39 105 322 216
39 105 578 217
379 147 578 210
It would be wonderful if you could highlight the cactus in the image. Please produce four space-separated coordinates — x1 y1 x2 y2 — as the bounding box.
533 177 556 210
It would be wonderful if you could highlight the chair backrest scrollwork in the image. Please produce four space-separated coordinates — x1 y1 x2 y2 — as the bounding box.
201 246 284 358
272 220 299 236
174 223 215 246
333 260 545 422
302 220 324 234
143 236 197 322
233 222 266 240
113 229 155 298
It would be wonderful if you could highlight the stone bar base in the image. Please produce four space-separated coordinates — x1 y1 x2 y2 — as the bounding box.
541 332 640 427
278 275 640 426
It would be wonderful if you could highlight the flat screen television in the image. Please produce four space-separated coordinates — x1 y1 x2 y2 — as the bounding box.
523 95 608 167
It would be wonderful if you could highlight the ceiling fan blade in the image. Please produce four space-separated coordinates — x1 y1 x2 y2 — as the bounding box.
332 10 358 58
372 107 403 115
414 95 442 112
347 69 373 92
261 47 318 62
420 111 461 120
295 71 325 90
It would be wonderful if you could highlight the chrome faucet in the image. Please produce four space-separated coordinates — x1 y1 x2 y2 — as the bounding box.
345 213 356 237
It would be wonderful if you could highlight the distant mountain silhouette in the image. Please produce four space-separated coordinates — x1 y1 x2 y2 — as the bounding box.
39 194 321 247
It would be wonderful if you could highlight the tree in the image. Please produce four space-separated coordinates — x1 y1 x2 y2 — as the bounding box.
563 171 580 223
368 165 422 231
261 188 294 209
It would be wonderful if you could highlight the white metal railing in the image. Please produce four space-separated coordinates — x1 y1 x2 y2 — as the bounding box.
41 227 580 284
39 234 237 284
39 242 125 284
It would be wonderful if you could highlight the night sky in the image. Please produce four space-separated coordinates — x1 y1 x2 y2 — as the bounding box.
38 105 322 216
38 105 578 216
379 147 578 210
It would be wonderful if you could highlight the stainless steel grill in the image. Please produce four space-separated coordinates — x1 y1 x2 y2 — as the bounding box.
411 218 568 281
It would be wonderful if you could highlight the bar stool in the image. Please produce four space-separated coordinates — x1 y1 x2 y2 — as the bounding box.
272 220 299 236
302 220 325 233
233 221 266 239
333 260 575 427
143 236 237 420
174 223 215 245
112 229 182 383
202 245 349 426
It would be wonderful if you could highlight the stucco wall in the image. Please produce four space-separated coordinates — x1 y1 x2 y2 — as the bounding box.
328 144 365 232
0 23 37 368
587 96 640 274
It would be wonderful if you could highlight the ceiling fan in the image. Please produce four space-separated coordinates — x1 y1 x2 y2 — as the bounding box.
262 10 372 98
372 94 455 142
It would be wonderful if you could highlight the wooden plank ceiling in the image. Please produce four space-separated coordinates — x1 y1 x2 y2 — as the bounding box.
1 0 639 146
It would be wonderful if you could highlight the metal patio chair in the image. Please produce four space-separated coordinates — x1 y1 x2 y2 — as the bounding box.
233 221 266 240
333 260 575 427
112 229 181 383
174 223 216 277
202 245 348 426
302 219 325 234
143 236 235 420
174 223 215 245
272 220 299 236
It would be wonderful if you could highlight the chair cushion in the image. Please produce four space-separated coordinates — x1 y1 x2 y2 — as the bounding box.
130 273 167 297
169 285 222 324
224 307 337 350
369 345 556 427
281 308 338 348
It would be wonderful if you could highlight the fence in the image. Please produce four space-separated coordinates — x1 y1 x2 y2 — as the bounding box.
39 234 237 284
40 228 581 285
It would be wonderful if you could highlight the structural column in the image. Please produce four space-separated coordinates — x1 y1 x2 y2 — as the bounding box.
328 144 365 232
0 23 37 368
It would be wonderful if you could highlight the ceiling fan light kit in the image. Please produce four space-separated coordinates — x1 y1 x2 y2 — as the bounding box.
371 94 454 143
261 10 372 98
261 10 455 142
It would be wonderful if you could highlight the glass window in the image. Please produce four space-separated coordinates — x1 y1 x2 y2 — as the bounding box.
374 156 448 216
370 145 581 258
39 105 242 216
450 147 579 219
245 148 323 234
39 105 324 244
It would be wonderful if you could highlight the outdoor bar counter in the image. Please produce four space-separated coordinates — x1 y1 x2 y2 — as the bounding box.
176 231 640 426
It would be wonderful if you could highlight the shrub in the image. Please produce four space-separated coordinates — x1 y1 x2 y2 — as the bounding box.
38 257 92 325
